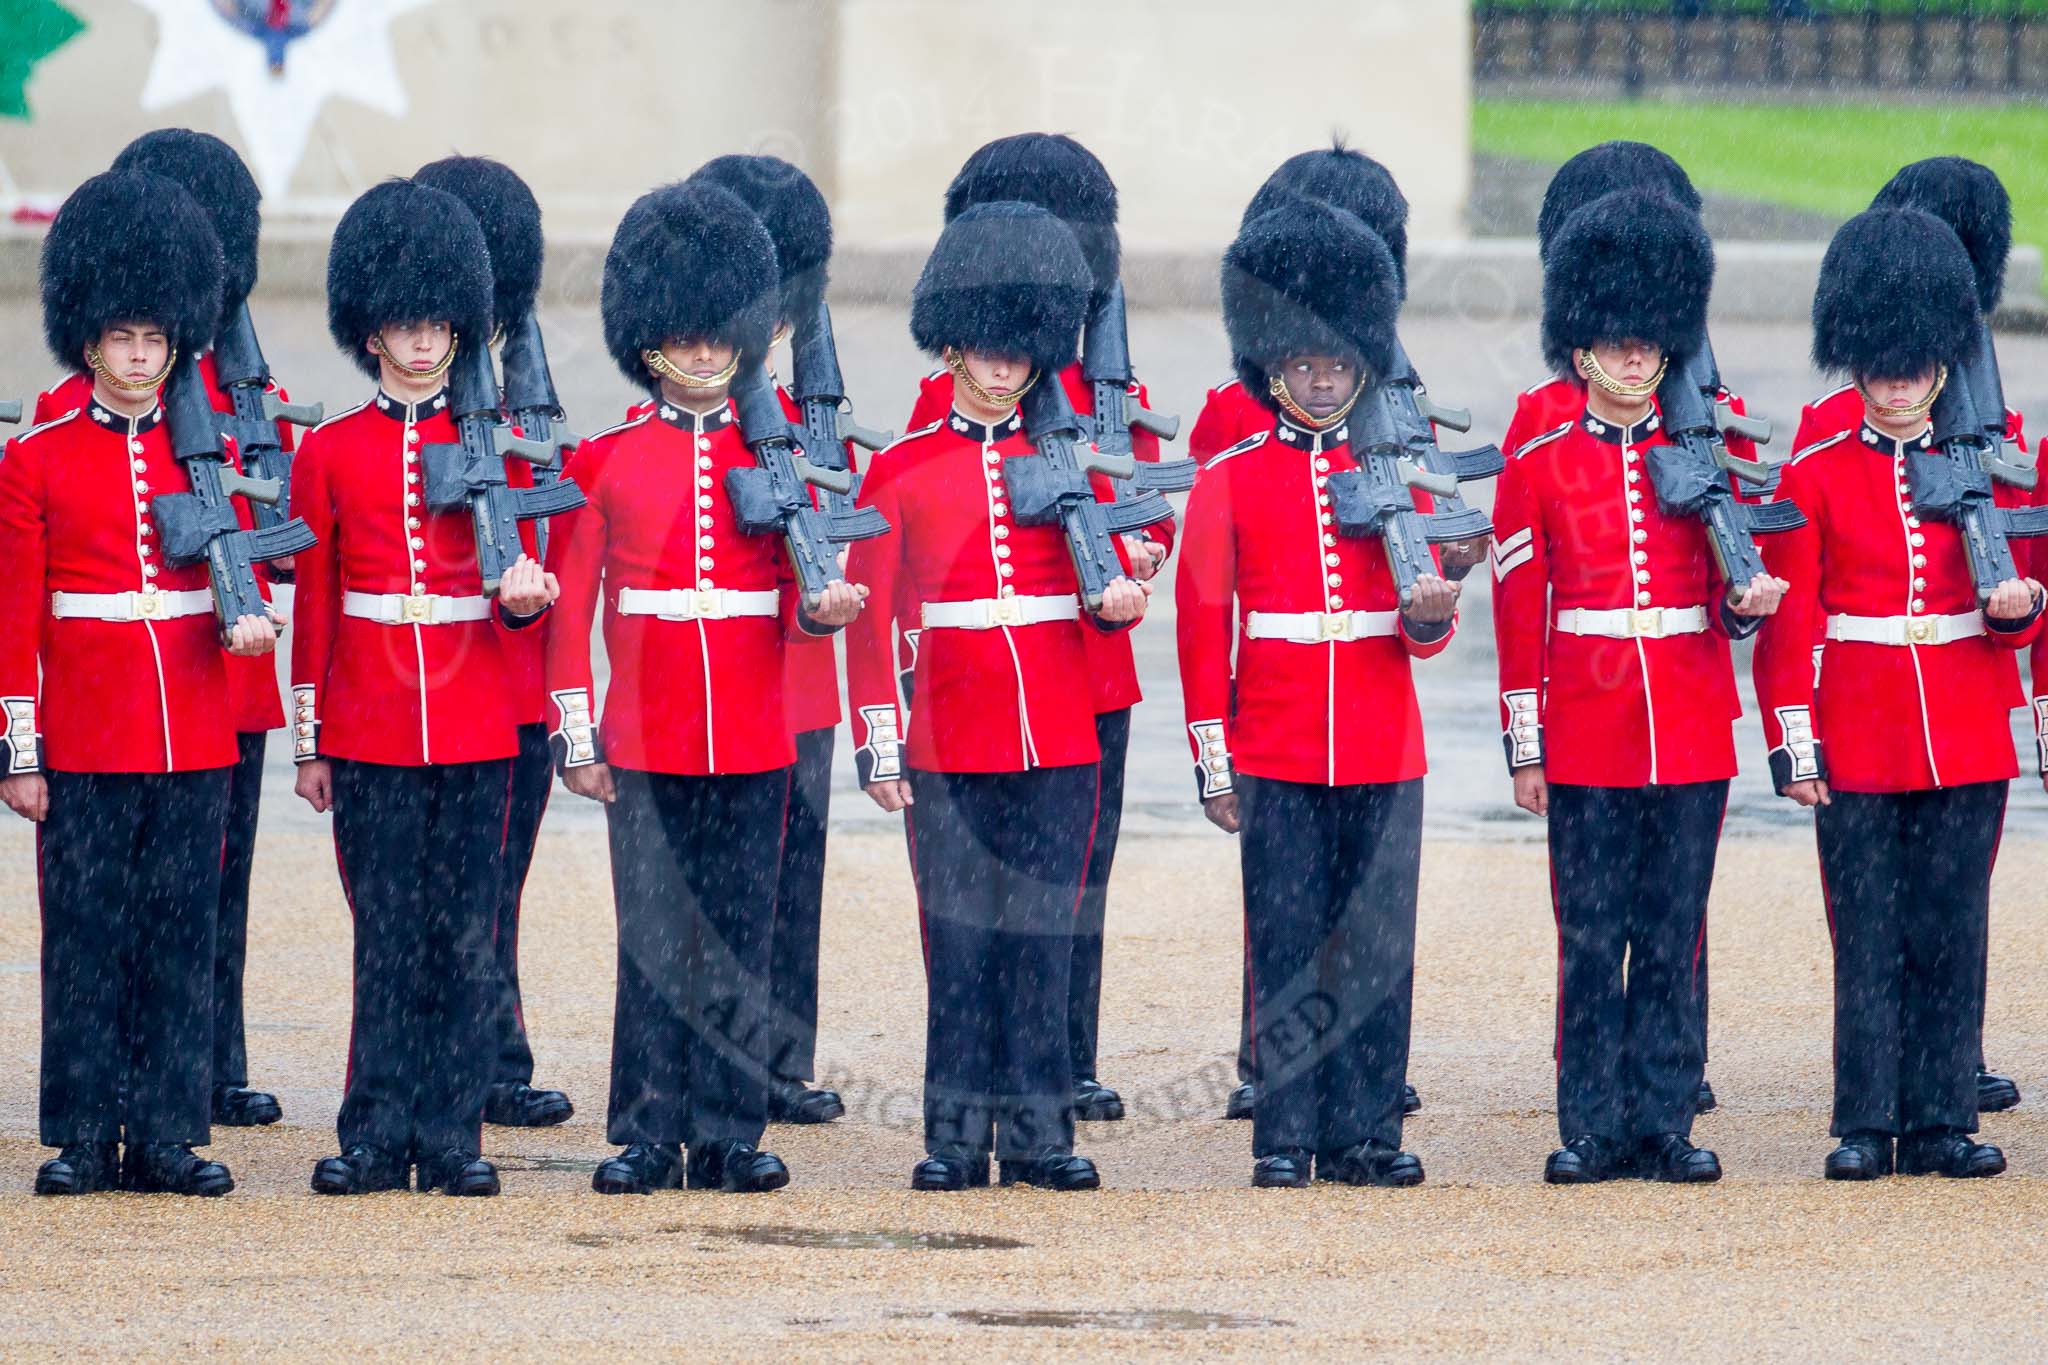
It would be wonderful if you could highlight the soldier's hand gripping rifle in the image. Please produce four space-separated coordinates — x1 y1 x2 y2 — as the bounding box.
420 338 586 597
1650 342 1806 611
498 311 578 558
1012 373 1174 613
789 298 892 516
212 302 324 543
1907 363 2048 606
154 349 317 635
728 360 890 611
1081 281 1194 495
1324 378 1494 609
1381 334 1503 581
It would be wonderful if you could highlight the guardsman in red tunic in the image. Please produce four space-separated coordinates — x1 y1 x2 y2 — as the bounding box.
1757 207 2043 1181
547 182 861 1196
1494 190 1785 1185
411 155 577 1132
688 153 852 1128
1180 199 1451 1190
903 132 1164 1126
847 202 1149 1193
294 180 559 1198
1187 142 1433 1126
32 130 300 1132
1502 141 1770 1122
1791 158 2031 1118
3 171 278 1197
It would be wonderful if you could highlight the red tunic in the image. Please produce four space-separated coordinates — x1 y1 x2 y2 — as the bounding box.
0 401 239 773
1756 415 2040 793
289 390 542 767
37 361 289 736
1175 415 1454 792
1491 404 1746 788
628 385 843 737
545 401 815 776
845 407 1129 779
907 363 1171 715
1187 377 1267 464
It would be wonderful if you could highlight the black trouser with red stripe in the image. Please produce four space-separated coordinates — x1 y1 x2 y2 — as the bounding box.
1817 781 2002 1138
1069 707 1129 1082
486 722 552 1086
40 767 230 1148
1548 780 1725 1145
1239 775 1421 1158
332 758 508 1159
213 732 266 1091
769 727 834 1086
605 766 787 1149
908 764 1093 1162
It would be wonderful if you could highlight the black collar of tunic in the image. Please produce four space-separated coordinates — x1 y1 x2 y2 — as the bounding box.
655 400 734 435
1580 408 1661 446
374 390 449 423
945 407 1023 444
86 401 163 435
1859 423 1934 459
1273 413 1350 451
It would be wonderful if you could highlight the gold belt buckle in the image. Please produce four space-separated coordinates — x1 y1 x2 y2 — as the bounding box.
1318 611 1353 642
1906 617 1935 645
987 597 1024 628
397 594 436 625
133 590 165 620
1628 607 1664 638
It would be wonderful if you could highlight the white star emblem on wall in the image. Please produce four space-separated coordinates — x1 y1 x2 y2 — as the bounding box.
127 0 439 200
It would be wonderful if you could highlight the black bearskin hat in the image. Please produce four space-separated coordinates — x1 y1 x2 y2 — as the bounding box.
1536 140 1702 256
111 128 259 342
1812 206 1980 382
690 153 833 330
326 178 495 379
1871 156 2011 314
1242 140 1410 294
909 201 1092 373
41 169 223 375
1222 197 1402 407
413 155 545 330
943 133 1119 300
601 179 778 388
1541 189 1713 375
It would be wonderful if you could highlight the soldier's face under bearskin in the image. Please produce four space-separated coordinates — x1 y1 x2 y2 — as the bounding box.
1862 368 1941 417
958 348 1031 401
654 335 738 407
1277 354 1359 421
91 320 170 390
1580 339 1663 389
369 320 453 391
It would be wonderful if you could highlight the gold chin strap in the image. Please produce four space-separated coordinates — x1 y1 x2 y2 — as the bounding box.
770 321 793 349
1577 348 1668 399
644 348 740 390
86 343 177 393
1857 365 1948 420
1267 373 1361 432
372 332 460 384
945 348 1037 411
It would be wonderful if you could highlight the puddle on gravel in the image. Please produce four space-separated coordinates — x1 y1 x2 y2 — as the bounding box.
705 1225 1027 1252
498 1154 603 1174
902 1309 1284 1331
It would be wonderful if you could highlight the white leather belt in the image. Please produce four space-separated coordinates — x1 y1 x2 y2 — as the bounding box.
615 587 778 621
1827 611 1984 646
1554 606 1709 640
921 594 1079 630
1244 609 1398 644
343 590 491 625
50 588 211 622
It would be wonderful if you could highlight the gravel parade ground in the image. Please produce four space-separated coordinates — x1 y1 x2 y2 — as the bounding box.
2 307 2047 1359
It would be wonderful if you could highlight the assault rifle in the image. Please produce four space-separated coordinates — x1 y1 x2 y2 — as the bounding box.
155 349 316 634
1080 281 1193 494
212 302 323 539
1381 334 1502 581
498 311 578 558
728 360 890 610
789 298 892 516
420 339 585 597
1012 374 1174 613
1650 342 1805 611
1325 378 1494 608
1909 358 2048 606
